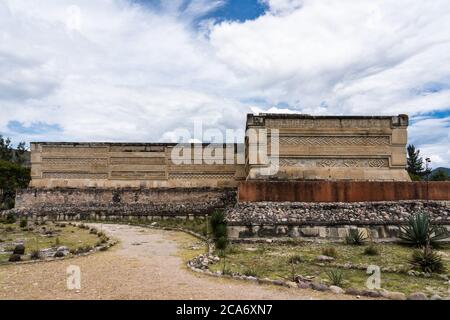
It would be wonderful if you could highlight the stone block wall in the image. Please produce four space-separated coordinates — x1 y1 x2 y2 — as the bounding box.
226 201 450 240
239 181 450 202
29 142 246 188
6 187 236 220
246 113 410 181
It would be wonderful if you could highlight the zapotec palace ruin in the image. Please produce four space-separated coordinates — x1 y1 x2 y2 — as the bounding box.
5 113 450 240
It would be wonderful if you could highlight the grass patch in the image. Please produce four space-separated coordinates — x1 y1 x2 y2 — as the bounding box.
0 221 102 264
208 242 450 296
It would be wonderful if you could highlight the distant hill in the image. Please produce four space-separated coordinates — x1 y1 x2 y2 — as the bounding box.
432 167 450 175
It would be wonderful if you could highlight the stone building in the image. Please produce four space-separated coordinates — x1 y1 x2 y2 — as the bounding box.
29 113 410 188
8 113 450 241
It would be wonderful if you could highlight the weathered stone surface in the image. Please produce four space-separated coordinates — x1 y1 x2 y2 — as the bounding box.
380 290 406 300
329 286 345 294
297 281 312 289
310 282 329 291
246 114 410 182
226 201 450 239
316 255 335 262
5 188 236 219
407 292 428 300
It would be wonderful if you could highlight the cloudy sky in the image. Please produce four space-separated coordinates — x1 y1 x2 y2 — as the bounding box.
0 0 449 167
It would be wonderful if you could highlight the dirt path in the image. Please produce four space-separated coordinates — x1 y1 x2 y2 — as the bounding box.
0 224 360 300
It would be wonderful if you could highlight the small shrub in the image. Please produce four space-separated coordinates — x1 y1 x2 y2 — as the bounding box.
97 232 105 238
326 269 344 286
345 229 366 245
399 212 448 248
216 236 228 251
8 254 21 262
225 245 238 255
322 247 338 258
99 235 109 244
54 237 61 247
364 244 380 256
410 247 446 274
19 219 28 228
5 226 14 232
5 213 16 224
222 266 233 276
243 266 260 277
287 254 303 264
13 244 25 255
76 246 86 254
30 250 41 260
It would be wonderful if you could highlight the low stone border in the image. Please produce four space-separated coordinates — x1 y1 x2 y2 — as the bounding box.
186 251 448 300
0 222 118 266
313 262 449 281
186 257 448 300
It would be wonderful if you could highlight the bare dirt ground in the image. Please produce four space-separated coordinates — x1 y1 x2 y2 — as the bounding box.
0 224 361 300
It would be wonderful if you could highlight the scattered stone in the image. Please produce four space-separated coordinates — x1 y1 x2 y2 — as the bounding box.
315 255 335 262
54 251 65 258
360 289 382 298
329 285 344 294
258 278 272 285
297 281 312 289
407 292 428 300
311 282 329 291
345 288 363 296
430 294 443 300
271 280 284 286
286 281 298 289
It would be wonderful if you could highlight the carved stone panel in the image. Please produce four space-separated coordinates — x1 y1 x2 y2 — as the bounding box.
279 158 389 168
279 136 390 146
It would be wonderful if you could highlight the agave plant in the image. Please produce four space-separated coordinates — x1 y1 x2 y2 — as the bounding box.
399 212 448 248
409 246 446 274
326 269 344 286
345 229 366 245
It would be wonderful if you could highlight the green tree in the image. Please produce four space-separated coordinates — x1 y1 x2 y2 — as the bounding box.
15 142 28 166
430 170 449 181
0 160 31 210
0 135 14 162
407 144 426 180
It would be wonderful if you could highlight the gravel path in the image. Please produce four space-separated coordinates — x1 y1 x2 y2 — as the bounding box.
0 224 360 300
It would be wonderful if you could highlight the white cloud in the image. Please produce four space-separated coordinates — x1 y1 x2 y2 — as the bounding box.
0 0 449 165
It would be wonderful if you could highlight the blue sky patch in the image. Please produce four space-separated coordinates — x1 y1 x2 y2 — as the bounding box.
134 0 267 22
202 0 267 22
7 121 63 135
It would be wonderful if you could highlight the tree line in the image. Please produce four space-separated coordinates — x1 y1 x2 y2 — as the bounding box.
0 135 31 210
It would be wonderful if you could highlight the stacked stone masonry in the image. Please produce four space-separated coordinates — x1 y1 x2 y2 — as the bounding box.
225 201 450 240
